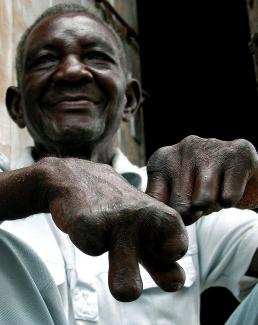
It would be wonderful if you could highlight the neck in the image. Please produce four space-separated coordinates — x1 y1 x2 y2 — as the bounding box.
32 140 116 165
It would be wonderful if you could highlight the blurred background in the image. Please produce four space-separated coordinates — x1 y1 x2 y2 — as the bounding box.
137 0 258 160
0 0 257 323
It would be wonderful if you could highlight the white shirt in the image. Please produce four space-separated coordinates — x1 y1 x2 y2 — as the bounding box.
1 147 258 325
0 229 68 325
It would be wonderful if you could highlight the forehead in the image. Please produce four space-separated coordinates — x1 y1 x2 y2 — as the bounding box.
24 13 119 54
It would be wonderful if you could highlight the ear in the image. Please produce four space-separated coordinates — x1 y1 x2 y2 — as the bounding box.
122 79 142 122
5 86 26 128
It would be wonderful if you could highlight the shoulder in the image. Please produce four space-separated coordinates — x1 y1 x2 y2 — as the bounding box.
0 228 54 290
197 208 258 232
0 229 68 324
196 208 258 258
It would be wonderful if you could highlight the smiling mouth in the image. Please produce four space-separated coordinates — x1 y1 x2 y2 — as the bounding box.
52 99 94 112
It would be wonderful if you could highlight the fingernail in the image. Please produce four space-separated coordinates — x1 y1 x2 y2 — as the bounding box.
171 282 183 291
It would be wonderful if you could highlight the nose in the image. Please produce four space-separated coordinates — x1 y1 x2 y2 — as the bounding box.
53 55 93 83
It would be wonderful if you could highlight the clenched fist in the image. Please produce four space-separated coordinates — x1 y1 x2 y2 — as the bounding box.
146 135 258 225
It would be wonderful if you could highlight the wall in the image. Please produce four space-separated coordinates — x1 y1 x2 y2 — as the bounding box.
0 0 145 165
247 0 258 88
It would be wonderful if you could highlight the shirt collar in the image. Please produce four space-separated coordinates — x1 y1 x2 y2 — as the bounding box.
12 147 35 170
112 148 147 191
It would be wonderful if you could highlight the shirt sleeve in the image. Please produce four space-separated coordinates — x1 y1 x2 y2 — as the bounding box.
197 208 258 300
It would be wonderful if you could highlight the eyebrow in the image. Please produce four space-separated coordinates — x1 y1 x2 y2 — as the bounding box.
80 39 117 56
25 38 118 61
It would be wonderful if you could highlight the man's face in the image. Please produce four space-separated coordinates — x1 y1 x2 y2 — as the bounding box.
20 13 127 150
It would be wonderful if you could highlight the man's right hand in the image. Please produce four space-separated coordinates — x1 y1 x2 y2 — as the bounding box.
30 157 188 302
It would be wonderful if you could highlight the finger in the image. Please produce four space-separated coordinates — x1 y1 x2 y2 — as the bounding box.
168 163 197 225
142 259 186 292
220 167 249 207
67 214 109 256
146 172 170 204
108 234 142 302
192 168 221 211
51 203 110 256
138 206 187 291
138 206 188 263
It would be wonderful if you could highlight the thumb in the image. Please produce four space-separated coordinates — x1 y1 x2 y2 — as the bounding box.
146 172 170 204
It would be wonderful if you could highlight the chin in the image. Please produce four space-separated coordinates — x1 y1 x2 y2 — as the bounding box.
50 125 104 145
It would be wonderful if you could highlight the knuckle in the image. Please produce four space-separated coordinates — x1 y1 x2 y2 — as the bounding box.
147 146 179 177
183 134 201 143
192 194 215 209
227 139 257 170
68 215 108 256
160 228 188 261
180 135 204 149
138 206 188 261
231 139 255 156
96 162 114 175
147 146 169 169
220 191 242 207
102 163 113 171
146 171 162 182
233 138 252 149
169 194 192 214
36 156 61 173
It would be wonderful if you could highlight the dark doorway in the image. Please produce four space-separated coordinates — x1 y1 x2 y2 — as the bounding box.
137 0 258 161
137 1 257 324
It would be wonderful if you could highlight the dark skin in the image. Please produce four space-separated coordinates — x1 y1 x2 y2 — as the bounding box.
1 12 258 303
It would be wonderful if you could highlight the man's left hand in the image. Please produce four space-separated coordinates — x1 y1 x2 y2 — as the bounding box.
146 135 258 225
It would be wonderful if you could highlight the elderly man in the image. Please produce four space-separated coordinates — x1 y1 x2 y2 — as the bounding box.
0 3 258 325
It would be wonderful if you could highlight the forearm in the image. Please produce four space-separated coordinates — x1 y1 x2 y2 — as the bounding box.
0 165 46 221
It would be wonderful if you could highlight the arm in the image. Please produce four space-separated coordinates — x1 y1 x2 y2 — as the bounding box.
0 165 44 220
0 157 188 301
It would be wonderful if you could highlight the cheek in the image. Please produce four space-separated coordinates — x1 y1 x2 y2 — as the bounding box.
95 70 126 101
104 100 125 137
94 72 126 133
21 98 50 141
22 73 51 102
104 82 127 121
24 110 46 138
21 74 51 125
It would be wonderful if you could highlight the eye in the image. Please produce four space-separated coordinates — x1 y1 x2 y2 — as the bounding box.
84 51 115 65
31 54 58 69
